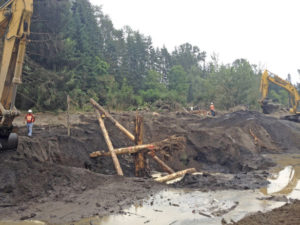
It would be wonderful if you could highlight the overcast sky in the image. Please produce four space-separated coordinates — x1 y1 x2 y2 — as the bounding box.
90 0 300 83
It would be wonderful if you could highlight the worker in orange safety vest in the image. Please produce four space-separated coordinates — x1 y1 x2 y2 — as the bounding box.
210 102 215 116
25 109 35 137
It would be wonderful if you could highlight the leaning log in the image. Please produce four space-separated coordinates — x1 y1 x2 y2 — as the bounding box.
89 135 185 158
95 110 123 176
154 168 196 183
67 95 70 136
134 114 148 177
90 98 135 141
148 151 175 174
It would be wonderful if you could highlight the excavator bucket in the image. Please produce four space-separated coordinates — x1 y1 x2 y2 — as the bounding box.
261 99 281 114
281 115 300 123
0 132 18 150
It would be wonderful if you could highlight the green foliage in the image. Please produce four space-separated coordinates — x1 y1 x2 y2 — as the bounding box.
139 70 167 104
16 0 289 112
269 88 289 106
167 65 189 104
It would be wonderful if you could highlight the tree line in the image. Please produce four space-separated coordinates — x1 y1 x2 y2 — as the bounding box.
15 0 299 112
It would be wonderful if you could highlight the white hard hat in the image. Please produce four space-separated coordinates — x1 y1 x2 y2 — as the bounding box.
28 109 32 113
211 102 213 105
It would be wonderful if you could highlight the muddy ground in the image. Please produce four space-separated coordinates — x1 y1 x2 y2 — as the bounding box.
0 110 300 224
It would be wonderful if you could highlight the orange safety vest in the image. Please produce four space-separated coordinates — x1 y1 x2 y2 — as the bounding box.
25 113 35 123
210 104 215 111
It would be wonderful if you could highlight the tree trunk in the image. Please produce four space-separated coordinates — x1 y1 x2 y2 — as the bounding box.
147 151 175 174
154 168 196 183
90 98 135 141
134 114 148 177
90 143 155 158
67 95 70 136
95 110 123 176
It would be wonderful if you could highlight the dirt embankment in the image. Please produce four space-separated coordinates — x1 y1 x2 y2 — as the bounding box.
0 110 299 223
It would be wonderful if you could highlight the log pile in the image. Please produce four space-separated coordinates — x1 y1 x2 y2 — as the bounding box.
89 98 196 182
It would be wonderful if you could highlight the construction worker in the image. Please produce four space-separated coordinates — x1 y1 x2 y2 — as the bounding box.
210 102 215 116
25 109 35 137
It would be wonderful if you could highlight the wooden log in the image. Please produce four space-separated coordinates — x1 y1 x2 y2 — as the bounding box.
154 168 196 183
67 95 70 136
95 110 123 176
90 98 135 141
89 135 185 158
134 114 147 177
147 151 175 174
90 143 155 158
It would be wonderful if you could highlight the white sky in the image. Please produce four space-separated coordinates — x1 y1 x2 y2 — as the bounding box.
90 0 300 83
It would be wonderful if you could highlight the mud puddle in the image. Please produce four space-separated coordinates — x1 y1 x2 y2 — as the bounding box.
74 154 300 225
73 189 285 225
260 153 300 198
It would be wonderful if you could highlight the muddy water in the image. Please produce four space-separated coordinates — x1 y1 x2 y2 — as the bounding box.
83 189 285 225
260 153 300 198
81 153 300 225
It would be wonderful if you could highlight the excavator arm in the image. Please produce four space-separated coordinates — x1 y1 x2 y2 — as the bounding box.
260 70 300 122
0 0 33 149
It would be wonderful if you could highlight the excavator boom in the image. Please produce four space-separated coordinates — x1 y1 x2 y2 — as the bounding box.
0 0 33 149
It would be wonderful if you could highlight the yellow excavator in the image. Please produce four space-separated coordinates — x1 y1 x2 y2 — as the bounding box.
0 0 33 150
260 70 300 122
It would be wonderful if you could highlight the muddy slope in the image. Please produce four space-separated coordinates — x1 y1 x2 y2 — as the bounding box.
0 152 164 223
15 110 300 175
141 110 300 173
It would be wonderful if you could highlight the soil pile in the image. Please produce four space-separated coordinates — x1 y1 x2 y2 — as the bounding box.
141 110 300 174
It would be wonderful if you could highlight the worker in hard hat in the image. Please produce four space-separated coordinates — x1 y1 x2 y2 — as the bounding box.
25 109 35 137
210 102 215 116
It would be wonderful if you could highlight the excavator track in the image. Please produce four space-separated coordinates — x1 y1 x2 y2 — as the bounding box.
281 114 300 123
0 133 18 151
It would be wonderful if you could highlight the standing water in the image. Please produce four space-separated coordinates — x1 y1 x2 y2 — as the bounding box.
260 153 300 199
93 153 300 225
71 154 300 225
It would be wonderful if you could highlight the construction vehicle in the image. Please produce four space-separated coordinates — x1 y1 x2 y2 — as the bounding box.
259 70 300 122
0 0 33 150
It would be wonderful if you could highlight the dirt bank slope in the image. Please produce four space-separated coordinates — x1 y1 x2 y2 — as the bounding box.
0 152 164 223
141 110 300 173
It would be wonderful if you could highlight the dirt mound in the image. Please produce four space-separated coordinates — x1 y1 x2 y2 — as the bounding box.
198 110 300 152
141 110 300 174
